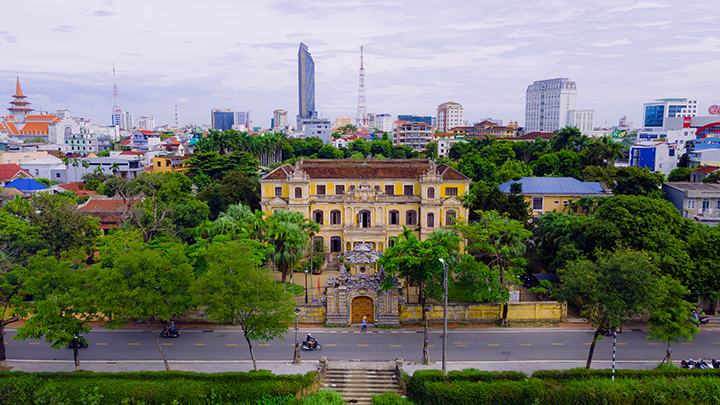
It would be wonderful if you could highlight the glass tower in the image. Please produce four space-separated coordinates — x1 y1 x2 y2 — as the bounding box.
298 43 315 121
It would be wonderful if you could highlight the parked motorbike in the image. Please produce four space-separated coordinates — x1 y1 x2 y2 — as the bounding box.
161 327 180 338
692 311 710 326
301 340 322 351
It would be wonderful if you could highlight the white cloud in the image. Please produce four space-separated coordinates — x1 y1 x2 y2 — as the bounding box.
0 0 717 129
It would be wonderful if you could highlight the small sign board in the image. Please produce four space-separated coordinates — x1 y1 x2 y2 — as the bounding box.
509 288 520 302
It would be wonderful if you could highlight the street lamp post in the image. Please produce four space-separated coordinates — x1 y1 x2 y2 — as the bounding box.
439 258 449 375
293 307 301 364
304 266 309 304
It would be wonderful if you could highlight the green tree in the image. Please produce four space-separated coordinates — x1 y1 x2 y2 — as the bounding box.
667 167 693 182
423 142 438 159
351 152 364 159
530 150 582 179
550 126 590 152
497 160 533 184
4 193 99 258
266 210 319 284
90 231 194 371
191 240 294 371
612 166 665 198
196 170 261 220
647 277 698 366
0 207 48 368
378 228 461 364
555 249 663 369
370 140 393 158
702 170 720 183
13 251 95 371
456 211 531 324
585 136 627 167
348 139 371 157
317 144 341 159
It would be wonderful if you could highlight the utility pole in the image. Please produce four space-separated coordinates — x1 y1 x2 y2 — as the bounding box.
439 258 448 375
293 308 301 364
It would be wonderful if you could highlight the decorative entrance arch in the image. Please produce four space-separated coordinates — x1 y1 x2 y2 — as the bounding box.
351 296 374 323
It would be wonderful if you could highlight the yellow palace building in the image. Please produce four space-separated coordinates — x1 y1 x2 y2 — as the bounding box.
259 158 471 254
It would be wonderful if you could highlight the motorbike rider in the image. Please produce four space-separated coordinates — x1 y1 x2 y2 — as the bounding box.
169 322 176 332
306 333 316 349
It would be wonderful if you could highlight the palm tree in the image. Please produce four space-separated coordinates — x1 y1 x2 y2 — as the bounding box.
110 162 120 176
585 136 628 167
266 210 319 284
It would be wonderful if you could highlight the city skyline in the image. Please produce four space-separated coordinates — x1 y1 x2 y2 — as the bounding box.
1 0 718 129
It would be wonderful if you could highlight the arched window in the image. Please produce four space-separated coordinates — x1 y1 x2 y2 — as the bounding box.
388 237 395 248
330 209 342 225
313 210 324 225
445 210 456 226
294 187 303 199
406 210 418 226
388 210 400 225
427 212 435 228
427 187 435 199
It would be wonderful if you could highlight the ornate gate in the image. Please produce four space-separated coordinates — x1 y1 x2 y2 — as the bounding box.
351 296 374 323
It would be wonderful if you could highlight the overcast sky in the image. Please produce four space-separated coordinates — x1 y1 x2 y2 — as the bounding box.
1 0 719 129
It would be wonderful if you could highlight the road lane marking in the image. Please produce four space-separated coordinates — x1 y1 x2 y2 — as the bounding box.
128 343 140 346
649 343 660 345
552 343 564 346
161 343 172 346
29 342 40 345
456 344 467 347
681 343 693 345
521 344 531 346
488 344 499 346
357 344 369 347
194 343 206 346
226 344 238 346
95 343 107 346
618 343 627 345
715 342 720 345
584 343 592 345
428 345 434 347
390 345 401 347
325 344 336 347
259 344 270 346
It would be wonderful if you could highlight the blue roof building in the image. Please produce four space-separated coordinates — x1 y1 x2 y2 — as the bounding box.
499 177 612 217
3 178 48 192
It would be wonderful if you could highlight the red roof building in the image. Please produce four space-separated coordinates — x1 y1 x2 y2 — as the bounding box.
0 163 33 183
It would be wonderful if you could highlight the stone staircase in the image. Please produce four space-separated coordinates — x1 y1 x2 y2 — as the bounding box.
319 360 403 405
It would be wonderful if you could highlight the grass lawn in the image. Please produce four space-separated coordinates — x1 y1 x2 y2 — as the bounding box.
281 282 305 296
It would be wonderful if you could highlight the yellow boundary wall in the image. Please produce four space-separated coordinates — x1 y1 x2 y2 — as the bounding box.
399 301 567 323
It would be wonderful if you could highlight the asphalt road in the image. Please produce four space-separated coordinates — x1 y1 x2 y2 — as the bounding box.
5 327 720 365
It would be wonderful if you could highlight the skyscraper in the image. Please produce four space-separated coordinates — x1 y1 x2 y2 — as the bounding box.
525 78 577 132
297 43 316 129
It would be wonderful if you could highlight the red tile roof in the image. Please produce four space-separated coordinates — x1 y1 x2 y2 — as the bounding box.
0 164 32 180
261 159 469 181
693 165 720 174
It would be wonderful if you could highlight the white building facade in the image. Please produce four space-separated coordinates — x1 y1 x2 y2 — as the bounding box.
525 78 577 132
436 102 464 132
137 116 155 131
567 109 595 135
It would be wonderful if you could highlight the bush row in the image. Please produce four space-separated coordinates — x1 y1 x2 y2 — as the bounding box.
416 377 720 405
0 371 315 405
406 369 528 401
531 366 720 380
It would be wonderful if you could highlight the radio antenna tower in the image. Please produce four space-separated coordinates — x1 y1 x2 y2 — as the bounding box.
175 104 178 128
112 64 121 115
356 46 368 130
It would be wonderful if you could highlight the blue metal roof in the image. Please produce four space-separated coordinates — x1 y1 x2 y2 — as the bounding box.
498 177 606 195
3 178 48 192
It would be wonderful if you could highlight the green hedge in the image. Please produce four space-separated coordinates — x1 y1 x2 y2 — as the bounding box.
447 369 527 382
0 370 315 405
408 373 720 405
532 367 720 380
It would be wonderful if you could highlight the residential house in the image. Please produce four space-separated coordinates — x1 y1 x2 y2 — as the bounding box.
630 141 678 177
76 195 141 233
498 177 613 218
152 155 191 173
663 182 720 225
688 148 720 168
0 163 33 186
691 166 720 183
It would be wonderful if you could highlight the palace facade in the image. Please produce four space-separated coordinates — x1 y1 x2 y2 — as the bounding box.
259 158 471 254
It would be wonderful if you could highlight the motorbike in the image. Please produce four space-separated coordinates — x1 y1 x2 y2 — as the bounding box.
692 311 710 326
301 340 322 351
67 336 89 349
161 327 180 338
